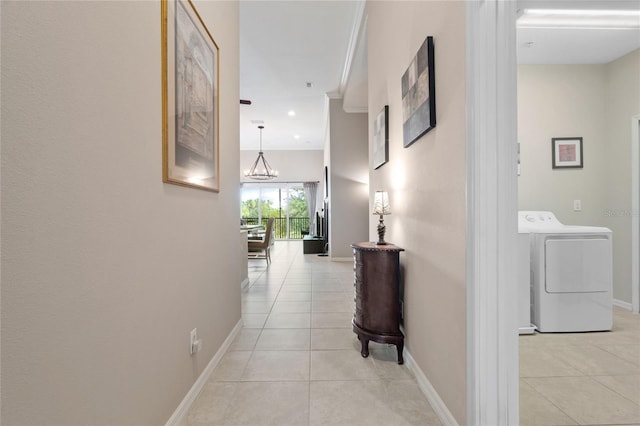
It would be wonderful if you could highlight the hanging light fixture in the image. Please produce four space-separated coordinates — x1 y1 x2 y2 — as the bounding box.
244 125 279 180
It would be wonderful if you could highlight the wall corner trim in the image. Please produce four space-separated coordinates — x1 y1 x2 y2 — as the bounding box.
465 1 519 425
631 114 640 313
338 0 366 95
326 92 343 100
343 106 368 114
165 319 243 426
613 298 633 311
404 349 458 426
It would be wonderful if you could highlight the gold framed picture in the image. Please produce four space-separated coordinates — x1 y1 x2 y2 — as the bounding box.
162 0 219 192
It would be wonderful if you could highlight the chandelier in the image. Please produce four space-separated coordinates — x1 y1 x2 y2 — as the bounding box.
244 125 278 180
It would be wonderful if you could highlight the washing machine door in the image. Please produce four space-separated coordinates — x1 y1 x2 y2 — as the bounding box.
545 237 612 293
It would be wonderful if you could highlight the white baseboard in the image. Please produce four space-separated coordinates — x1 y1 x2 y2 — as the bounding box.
165 319 243 426
240 277 250 290
404 349 458 426
519 325 536 335
613 299 633 311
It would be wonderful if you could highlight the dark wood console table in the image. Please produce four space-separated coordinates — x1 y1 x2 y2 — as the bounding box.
351 242 405 364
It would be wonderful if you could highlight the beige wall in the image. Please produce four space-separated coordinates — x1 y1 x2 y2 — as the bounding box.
328 98 369 258
604 49 640 303
367 2 467 423
1 1 241 424
240 149 323 183
518 64 608 226
518 50 640 303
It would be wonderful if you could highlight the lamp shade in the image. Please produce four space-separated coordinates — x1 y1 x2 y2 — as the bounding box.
372 191 391 215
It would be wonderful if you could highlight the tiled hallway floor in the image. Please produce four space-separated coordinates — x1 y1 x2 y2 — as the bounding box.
183 242 441 426
519 307 640 425
182 241 640 425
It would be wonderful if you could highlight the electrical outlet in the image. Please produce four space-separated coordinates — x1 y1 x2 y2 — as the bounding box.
190 328 197 355
573 200 582 212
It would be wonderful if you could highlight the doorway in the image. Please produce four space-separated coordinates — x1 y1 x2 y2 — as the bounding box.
515 7 640 426
632 114 640 313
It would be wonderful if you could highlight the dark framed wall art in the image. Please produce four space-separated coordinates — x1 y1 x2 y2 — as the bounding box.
552 137 583 169
402 36 436 148
373 105 389 169
162 0 220 192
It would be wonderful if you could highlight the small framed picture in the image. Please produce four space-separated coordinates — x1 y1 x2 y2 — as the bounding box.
552 137 583 169
373 105 389 169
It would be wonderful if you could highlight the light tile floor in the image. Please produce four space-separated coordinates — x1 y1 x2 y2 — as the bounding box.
183 241 640 425
520 306 640 425
183 242 441 426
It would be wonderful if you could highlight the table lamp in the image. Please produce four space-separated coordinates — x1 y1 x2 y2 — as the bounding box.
372 191 391 245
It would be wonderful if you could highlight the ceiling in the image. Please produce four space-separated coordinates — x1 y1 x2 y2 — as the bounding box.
239 1 364 151
517 27 640 64
516 0 640 64
239 1 640 152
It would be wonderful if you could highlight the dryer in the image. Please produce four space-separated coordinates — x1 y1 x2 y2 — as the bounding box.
519 211 612 332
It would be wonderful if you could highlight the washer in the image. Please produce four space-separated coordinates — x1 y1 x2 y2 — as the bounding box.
519 211 612 333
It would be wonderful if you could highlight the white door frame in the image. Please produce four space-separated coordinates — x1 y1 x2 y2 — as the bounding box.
631 114 640 313
466 1 519 424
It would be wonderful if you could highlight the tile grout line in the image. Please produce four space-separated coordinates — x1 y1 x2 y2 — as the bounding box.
521 378 582 424
590 374 640 408
217 242 441 425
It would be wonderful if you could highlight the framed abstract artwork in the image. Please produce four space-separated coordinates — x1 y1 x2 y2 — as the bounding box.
162 0 220 192
552 137 583 169
402 36 436 148
373 105 389 169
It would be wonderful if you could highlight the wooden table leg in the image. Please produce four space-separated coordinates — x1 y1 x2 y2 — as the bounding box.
359 336 370 358
395 341 404 365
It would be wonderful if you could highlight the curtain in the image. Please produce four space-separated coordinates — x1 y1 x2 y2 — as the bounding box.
303 182 318 236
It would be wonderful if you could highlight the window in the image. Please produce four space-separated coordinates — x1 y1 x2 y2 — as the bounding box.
241 184 309 240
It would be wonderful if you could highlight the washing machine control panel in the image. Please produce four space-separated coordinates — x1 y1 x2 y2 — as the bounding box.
518 211 563 228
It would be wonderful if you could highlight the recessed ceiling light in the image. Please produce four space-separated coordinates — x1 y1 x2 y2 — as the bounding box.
288 110 296 117
518 9 640 29
294 134 300 139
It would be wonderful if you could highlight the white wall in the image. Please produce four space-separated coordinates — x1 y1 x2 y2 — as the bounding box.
367 2 467 423
1 1 241 424
518 51 640 303
327 98 369 258
604 49 640 303
240 149 323 184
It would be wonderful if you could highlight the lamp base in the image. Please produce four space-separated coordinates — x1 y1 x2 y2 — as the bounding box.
376 216 387 245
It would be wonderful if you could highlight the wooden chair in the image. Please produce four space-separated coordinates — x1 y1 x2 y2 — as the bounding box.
248 218 275 263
